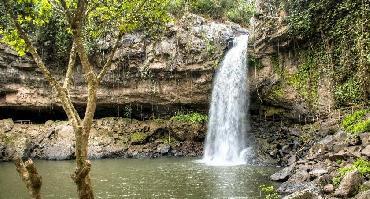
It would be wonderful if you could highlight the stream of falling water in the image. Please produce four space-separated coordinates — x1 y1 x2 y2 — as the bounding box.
199 34 251 166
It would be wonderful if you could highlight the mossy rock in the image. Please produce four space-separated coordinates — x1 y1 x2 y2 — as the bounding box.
130 132 148 144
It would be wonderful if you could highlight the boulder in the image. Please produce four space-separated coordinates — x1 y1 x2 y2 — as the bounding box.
309 168 328 178
282 189 322 199
289 170 310 183
0 119 14 133
157 144 171 154
360 133 370 145
361 145 370 157
356 190 370 199
334 171 363 197
271 164 295 181
323 184 334 193
38 124 75 160
278 181 318 195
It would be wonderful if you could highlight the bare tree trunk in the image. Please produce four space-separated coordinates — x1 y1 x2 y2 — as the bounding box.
14 158 42 199
71 127 94 199
4 1 124 198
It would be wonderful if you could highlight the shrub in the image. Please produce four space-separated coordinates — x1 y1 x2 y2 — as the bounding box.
170 112 208 123
130 132 147 143
333 158 370 186
341 109 370 134
259 184 279 199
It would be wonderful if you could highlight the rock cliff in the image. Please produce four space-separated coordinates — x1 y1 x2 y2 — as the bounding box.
0 14 247 121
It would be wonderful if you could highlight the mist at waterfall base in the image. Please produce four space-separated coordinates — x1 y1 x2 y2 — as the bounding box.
198 34 252 166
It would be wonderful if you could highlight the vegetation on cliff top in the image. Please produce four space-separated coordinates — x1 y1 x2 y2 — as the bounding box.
168 0 255 25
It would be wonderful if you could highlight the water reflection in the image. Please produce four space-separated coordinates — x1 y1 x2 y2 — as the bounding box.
0 158 277 198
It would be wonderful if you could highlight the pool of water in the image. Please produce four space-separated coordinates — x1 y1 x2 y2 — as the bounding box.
0 158 277 198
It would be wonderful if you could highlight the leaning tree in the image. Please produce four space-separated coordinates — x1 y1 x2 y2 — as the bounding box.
0 0 170 198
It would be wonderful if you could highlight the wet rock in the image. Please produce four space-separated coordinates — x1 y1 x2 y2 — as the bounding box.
271 164 295 181
282 189 322 199
334 171 363 197
157 144 171 154
278 181 319 195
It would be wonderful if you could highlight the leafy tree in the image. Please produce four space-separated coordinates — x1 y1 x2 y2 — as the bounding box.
0 0 170 198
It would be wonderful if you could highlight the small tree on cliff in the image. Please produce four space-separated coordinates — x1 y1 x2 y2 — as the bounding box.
0 0 169 198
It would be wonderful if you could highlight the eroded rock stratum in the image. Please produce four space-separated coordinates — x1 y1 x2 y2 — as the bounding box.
0 14 246 120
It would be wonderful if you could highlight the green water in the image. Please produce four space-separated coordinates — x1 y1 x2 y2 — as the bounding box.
0 158 277 199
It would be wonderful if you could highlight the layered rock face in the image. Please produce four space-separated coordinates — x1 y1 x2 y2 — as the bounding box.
248 0 336 119
0 14 246 120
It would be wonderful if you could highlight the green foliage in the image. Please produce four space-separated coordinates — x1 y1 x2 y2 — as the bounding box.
35 13 72 66
259 184 279 199
1 0 170 58
249 56 263 70
334 78 363 105
341 109 370 134
285 51 319 108
285 0 370 104
168 0 255 25
130 132 147 143
171 112 208 123
167 0 187 17
333 158 370 186
0 0 52 55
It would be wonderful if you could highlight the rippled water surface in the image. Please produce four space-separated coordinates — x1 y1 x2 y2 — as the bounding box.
0 158 277 198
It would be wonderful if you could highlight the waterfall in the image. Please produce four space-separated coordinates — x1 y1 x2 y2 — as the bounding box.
200 34 251 166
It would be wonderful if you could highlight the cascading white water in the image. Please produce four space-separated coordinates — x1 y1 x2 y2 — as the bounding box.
200 34 251 166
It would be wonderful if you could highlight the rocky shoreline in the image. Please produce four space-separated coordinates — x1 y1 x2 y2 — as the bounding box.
0 117 206 162
270 121 370 198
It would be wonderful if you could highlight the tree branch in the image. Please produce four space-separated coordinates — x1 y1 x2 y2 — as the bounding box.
96 32 123 82
63 40 77 89
60 0 74 25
